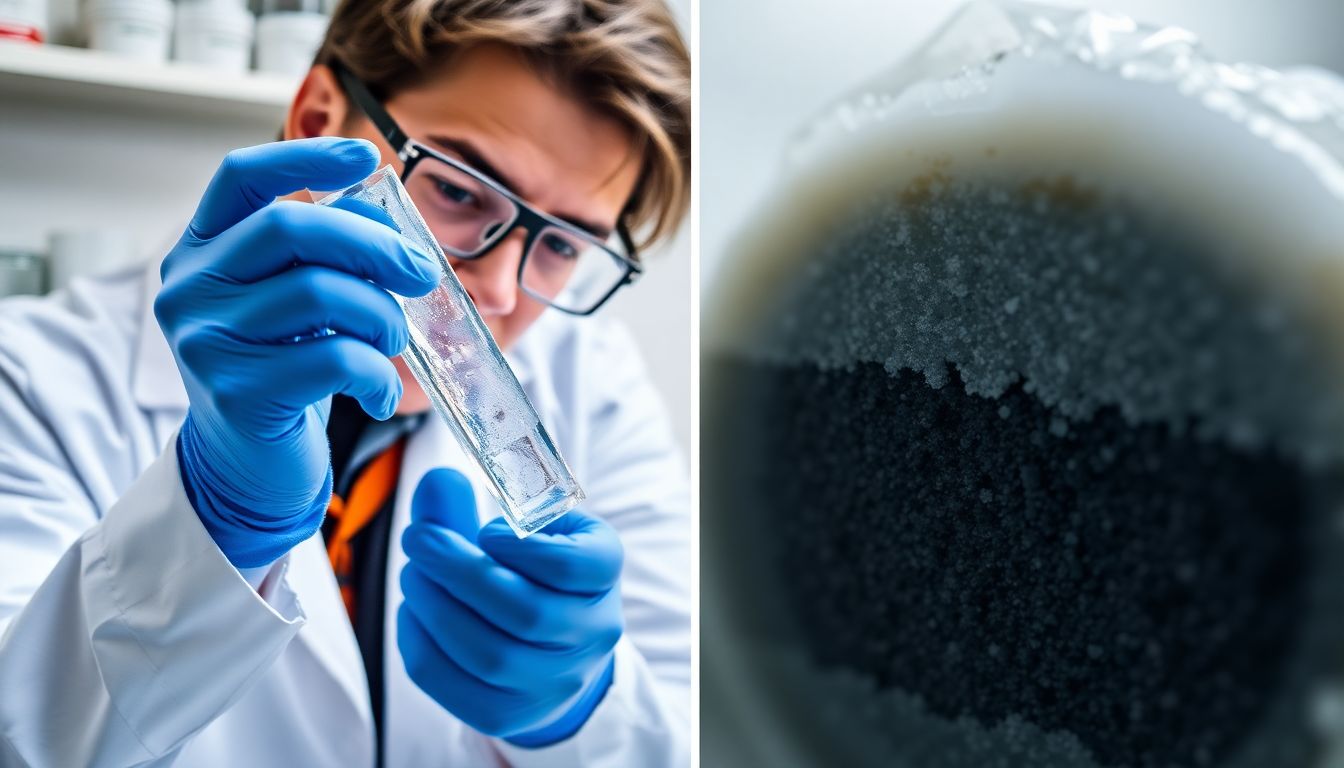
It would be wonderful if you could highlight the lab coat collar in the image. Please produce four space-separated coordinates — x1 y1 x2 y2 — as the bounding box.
130 258 540 414
382 408 502 765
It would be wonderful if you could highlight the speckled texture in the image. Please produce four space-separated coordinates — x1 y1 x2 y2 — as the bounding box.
746 179 1344 468
729 357 1315 767
705 179 1344 767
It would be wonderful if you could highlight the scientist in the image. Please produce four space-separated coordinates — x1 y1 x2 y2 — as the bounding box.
0 1 689 766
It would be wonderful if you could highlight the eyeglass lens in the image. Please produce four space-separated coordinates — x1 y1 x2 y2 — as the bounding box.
403 155 518 258
522 225 629 313
404 154 628 313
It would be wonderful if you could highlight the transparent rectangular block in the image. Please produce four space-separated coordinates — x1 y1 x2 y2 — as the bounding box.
315 166 584 536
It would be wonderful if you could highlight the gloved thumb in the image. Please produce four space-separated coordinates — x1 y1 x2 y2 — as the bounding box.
410 468 481 543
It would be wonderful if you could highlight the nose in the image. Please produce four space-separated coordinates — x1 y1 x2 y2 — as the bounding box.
452 227 524 316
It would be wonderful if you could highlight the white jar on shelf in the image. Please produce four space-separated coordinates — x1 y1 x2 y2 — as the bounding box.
47 228 136 292
86 0 173 63
254 0 326 76
174 0 255 73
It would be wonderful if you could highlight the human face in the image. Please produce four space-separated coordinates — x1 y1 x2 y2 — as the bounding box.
285 44 641 413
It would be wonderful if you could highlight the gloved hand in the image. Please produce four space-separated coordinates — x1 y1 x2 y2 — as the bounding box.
399 469 625 746
155 138 442 568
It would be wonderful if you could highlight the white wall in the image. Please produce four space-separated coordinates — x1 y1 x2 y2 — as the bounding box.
605 224 692 456
0 0 692 458
606 0 692 456
0 99 267 254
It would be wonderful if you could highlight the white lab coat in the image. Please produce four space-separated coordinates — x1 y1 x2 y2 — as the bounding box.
0 261 691 767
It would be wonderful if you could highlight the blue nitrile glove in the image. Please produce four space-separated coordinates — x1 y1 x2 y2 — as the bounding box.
399 469 625 746
155 138 442 568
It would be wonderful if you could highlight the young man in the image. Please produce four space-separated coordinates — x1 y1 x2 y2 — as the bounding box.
0 2 689 766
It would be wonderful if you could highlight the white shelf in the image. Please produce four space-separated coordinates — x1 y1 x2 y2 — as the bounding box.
0 40 298 124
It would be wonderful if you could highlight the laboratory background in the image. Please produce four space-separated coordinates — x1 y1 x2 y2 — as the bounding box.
0 0 692 457
702 0 1344 766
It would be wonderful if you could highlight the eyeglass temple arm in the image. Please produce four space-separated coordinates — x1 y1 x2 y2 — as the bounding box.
332 62 412 158
616 203 641 275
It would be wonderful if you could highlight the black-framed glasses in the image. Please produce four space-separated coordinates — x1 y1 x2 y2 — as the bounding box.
334 64 642 316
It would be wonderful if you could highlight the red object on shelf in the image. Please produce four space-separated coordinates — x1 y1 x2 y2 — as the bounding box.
0 22 44 44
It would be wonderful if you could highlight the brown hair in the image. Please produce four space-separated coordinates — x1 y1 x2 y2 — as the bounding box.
315 0 690 251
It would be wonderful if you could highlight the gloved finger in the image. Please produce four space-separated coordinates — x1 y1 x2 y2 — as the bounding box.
410 468 482 542
398 607 561 738
250 334 402 421
220 266 408 356
400 564 579 687
217 201 441 297
477 512 624 595
188 138 380 241
402 520 593 644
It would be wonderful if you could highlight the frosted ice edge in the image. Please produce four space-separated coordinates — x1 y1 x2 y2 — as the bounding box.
315 166 584 537
788 0 1344 198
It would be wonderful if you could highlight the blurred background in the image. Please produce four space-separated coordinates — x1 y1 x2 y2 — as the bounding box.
0 0 691 455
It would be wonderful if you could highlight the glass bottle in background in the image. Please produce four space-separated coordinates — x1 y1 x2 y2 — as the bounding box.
0 250 45 298
46 229 136 292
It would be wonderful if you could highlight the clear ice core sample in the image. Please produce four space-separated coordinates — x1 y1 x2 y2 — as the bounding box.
315 166 583 536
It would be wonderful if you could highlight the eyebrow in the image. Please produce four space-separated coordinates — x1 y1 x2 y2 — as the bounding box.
423 134 614 239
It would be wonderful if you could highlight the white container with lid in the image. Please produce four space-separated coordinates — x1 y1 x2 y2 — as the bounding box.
174 0 255 73
254 8 326 76
86 0 172 63
47 228 137 292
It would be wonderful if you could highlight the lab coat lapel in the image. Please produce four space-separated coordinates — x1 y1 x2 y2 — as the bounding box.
382 415 506 765
286 532 376 730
